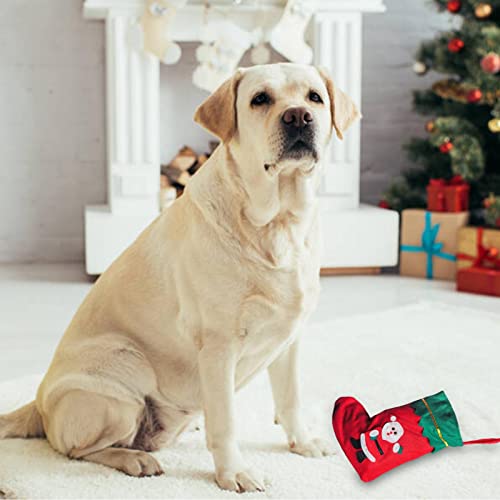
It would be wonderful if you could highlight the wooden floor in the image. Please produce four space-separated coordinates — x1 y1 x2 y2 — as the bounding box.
320 266 380 276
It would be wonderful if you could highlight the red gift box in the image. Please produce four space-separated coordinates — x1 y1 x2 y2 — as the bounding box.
427 176 470 212
457 267 500 297
456 227 500 296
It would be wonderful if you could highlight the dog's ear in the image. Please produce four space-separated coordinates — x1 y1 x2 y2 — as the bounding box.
194 70 243 143
316 66 360 140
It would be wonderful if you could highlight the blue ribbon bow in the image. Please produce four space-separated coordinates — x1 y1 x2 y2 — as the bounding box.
401 211 456 279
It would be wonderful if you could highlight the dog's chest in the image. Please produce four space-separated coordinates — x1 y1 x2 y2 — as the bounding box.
237 228 320 366
234 263 319 388
257 211 314 269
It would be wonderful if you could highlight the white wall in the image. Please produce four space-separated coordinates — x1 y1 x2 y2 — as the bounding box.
361 0 450 204
0 0 448 262
0 0 106 262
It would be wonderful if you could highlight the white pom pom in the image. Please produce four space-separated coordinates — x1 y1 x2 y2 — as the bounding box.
193 65 216 92
163 42 182 65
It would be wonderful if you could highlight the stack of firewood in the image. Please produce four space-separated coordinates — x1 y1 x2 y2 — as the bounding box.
160 141 218 210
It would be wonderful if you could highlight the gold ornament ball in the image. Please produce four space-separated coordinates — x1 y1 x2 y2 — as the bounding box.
475 3 492 19
425 120 436 133
488 118 500 133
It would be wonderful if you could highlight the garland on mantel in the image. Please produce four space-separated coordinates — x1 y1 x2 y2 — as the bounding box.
130 0 316 91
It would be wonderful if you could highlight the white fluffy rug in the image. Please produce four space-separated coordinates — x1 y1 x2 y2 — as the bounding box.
1 302 500 499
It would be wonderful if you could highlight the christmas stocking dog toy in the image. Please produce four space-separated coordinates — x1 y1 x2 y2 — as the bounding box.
332 391 500 482
269 0 314 64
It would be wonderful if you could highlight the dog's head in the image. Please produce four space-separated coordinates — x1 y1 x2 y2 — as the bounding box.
194 63 360 175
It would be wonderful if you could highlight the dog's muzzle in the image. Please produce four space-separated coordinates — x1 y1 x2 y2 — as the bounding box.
280 106 318 161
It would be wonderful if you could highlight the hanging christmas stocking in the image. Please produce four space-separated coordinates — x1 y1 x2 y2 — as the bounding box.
129 0 187 65
332 391 500 482
193 21 259 92
269 0 313 64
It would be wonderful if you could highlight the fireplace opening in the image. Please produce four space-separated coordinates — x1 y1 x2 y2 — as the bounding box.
158 42 285 209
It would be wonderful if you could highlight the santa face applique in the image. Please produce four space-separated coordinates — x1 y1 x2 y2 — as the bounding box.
333 392 472 482
350 416 405 463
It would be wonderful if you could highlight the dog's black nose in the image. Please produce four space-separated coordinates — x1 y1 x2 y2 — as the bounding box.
281 107 313 129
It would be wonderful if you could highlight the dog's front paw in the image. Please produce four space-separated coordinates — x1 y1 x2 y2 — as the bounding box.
216 466 267 493
290 437 334 458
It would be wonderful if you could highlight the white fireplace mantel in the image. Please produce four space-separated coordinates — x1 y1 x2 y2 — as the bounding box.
83 0 399 274
84 0 387 19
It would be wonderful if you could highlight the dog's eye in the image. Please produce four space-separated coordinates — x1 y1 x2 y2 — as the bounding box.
309 91 323 104
251 92 271 106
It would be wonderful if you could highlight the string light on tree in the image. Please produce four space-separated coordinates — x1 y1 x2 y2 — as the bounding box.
448 37 465 53
466 88 483 103
488 118 500 133
475 3 493 19
487 246 499 259
446 0 461 13
413 61 428 75
425 120 436 133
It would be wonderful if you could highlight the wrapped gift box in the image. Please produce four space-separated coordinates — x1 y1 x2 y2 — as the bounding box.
457 226 500 270
400 209 469 280
456 226 500 297
457 268 500 297
426 176 470 213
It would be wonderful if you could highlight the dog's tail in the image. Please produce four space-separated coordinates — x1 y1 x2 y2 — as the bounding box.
0 401 45 439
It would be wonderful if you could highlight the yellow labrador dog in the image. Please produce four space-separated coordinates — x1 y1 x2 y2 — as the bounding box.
0 63 359 492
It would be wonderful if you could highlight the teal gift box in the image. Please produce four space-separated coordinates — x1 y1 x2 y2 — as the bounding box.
400 209 469 280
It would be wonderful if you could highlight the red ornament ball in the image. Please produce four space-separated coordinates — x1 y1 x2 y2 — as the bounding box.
447 0 462 13
439 141 454 154
378 200 390 209
448 38 465 53
481 52 500 74
466 88 482 103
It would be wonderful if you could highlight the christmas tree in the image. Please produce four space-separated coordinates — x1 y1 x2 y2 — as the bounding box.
384 0 500 227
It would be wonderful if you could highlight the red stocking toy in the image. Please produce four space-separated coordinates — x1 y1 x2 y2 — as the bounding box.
332 391 500 482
